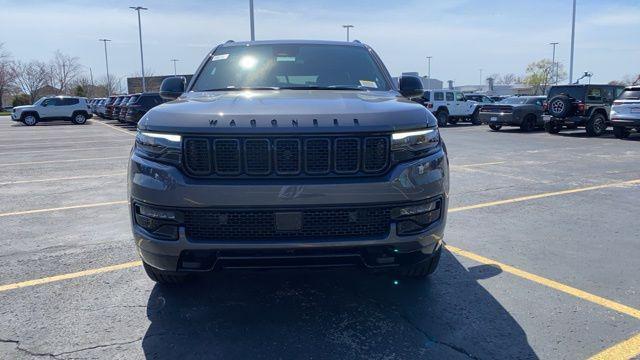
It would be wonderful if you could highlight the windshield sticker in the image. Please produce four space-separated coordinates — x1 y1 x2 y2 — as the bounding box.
276 56 296 62
359 80 378 88
211 54 229 61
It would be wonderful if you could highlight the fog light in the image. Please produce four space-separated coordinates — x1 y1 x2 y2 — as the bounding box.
394 200 441 236
138 205 176 220
392 201 440 219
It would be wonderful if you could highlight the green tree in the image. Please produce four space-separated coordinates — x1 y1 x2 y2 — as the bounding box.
74 85 86 97
12 93 30 107
523 59 567 95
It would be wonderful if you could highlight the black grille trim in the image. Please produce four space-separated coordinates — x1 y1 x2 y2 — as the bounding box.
182 134 390 178
184 205 392 241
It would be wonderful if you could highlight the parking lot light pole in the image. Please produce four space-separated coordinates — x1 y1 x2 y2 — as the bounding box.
479 69 483 91
130 6 148 93
569 0 576 84
426 56 432 89
98 39 111 96
249 0 255 41
550 42 559 85
170 59 180 76
342 25 354 42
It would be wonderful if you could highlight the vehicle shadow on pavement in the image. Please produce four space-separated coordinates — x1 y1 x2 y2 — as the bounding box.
141 250 537 359
10 121 78 127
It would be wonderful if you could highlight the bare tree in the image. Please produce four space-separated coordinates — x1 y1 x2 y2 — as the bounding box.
0 43 13 109
98 74 124 95
498 73 521 86
11 60 51 103
49 50 81 95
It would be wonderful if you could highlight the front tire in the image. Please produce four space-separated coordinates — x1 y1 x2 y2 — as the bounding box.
22 114 38 126
544 121 561 134
471 109 481 125
489 124 502 131
398 246 441 278
436 111 449 127
143 262 189 284
586 113 606 137
613 126 630 139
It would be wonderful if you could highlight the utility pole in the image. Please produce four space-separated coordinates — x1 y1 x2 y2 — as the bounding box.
130 6 148 92
550 42 559 85
249 0 255 41
98 39 111 96
479 68 483 91
170 59 180 76
342 25 354 42
569 0 576 84
426 56 432 89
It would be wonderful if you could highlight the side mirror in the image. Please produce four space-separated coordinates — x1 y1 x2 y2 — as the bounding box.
399 75 424 98
160 76 186 100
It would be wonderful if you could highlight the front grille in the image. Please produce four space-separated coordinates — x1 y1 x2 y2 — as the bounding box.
184 205 391 241
183 135 389 178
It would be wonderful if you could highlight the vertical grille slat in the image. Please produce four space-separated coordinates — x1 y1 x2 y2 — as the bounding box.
245 139 271 175
214 139 241 174
183 135 389 178
305 139 330 174
184 138 211 175
275 139 301 175
334 138 360 173
364 137 389 172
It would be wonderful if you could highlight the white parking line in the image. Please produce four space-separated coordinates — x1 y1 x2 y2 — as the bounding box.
0 145 129 156
0 139 133 148
0 173 126 186
91 120 137 137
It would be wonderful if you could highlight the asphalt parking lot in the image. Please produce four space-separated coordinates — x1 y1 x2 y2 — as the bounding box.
0 117 639 359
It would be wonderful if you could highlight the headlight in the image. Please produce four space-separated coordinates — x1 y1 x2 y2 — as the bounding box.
134 130 182 165
391 128 441 162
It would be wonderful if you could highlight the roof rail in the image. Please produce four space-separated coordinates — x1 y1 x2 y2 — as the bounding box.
225 40 234 44
353 39 361 43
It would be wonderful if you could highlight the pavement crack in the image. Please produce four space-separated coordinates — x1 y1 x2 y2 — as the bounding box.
0 337 57 358
53 337 143 358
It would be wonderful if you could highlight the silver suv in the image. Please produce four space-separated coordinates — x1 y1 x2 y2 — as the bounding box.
128 40 449 284
610 86 640 139
11 96 92 126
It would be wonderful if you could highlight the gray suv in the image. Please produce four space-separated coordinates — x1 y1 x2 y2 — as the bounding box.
128 40 449 284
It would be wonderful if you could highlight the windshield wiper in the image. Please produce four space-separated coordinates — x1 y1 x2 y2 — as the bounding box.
202 87 280 91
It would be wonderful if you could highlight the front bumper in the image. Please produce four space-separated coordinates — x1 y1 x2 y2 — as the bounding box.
610 116 640 128
479 112 519 126
11 112 20 121
128 149 449 272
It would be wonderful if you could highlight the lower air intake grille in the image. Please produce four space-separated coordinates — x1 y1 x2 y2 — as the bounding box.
184 206 391 241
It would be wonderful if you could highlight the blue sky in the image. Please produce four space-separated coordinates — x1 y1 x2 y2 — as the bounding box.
1 0 638 85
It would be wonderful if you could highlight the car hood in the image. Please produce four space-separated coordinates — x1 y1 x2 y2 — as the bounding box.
12 105 35 111
138 90 435 134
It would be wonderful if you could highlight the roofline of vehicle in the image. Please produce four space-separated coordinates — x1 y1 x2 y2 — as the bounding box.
218 39 368 48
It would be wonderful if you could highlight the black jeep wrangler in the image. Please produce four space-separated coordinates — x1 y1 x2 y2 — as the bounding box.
543 84 625 136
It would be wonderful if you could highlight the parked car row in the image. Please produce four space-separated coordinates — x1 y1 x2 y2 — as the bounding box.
88 93 168 124
423 83 640 140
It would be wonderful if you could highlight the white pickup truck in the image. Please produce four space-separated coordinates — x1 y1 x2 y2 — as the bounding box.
412 90 480 127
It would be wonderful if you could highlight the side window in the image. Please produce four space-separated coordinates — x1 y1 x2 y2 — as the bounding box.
445 92 454 101
455 92 465 101
615 87 624 98
61 98 79 106
434 92 444 101
586 87 602 102
485 96 494 103
602 88 613 102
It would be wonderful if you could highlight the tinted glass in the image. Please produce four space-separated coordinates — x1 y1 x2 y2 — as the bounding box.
192 44 390 91
421 92 430 101
586 87 602 102
548 86 586 99
500 97 527 104
455 92 465 101
128 96 139 105
60 98 79 105
434 92 444 101
618 89 640 100
445 92 454 101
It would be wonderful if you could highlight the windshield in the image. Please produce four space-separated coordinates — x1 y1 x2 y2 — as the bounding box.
618 89 640 100
191 44 390 91
500 97 527 104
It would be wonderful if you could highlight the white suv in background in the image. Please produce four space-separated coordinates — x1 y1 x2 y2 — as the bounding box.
610 85 640 139
11 96 92 126
414 90 480 127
